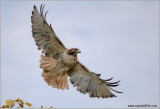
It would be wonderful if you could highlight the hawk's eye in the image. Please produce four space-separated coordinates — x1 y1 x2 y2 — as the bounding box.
75 49 78 51
70 51 75 55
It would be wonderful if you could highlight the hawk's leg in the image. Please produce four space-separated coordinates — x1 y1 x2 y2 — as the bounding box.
56 72 63 84
56 71 68 84
45 66 54 72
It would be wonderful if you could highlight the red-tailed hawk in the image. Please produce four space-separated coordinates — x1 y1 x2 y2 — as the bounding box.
31 4 122 98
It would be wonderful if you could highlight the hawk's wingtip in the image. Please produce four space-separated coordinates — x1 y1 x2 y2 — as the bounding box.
33 5 36 9
113 95 116 97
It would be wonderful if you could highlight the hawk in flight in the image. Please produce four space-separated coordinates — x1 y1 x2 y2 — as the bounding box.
31 4 122 98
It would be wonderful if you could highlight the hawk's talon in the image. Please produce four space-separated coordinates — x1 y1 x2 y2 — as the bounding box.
45 66 54 71
45 62 58 72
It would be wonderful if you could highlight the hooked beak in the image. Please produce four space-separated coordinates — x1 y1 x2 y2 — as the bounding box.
77 49 81 54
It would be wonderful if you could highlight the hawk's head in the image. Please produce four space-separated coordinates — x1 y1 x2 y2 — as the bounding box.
67 48 81 56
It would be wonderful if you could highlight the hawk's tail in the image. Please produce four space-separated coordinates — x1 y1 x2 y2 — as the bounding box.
40 55 69 90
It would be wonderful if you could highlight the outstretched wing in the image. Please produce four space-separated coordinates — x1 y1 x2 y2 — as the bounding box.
31 4 66 58
69 62 122 98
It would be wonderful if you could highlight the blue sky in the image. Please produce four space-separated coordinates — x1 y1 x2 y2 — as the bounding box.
1 1 159 108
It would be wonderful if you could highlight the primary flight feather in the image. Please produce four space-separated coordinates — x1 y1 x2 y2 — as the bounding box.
31 4 122 98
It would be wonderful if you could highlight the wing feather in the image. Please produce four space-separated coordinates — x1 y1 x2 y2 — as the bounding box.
69 62 122 98
31 4 66 58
